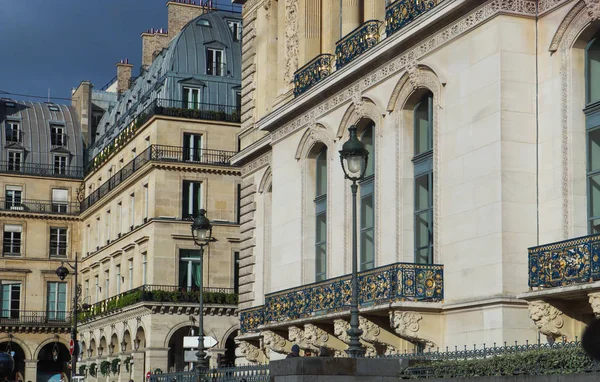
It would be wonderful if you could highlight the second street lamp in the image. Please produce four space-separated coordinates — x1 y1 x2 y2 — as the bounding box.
190 209 216 372
339 125 369 358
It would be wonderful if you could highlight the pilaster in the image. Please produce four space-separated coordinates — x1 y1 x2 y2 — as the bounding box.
24 359 37 382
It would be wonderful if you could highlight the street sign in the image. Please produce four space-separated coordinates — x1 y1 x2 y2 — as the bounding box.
69 340 74 355
183 336 217 349
184 350 199 363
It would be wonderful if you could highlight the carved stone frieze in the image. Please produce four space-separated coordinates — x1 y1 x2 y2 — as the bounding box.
241 153 272 176
263 330 291 354
585 0 600 20
528 301 565 339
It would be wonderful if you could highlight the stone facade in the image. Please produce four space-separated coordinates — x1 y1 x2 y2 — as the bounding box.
234 0 600 362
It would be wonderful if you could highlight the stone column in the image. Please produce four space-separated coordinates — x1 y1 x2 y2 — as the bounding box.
144 348 169 376
24 360 37 382
207 347 225 369
130 351 145 382
341 0 361 36
300 0 322 65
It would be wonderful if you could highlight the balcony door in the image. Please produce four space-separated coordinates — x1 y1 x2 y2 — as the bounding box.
183 133 202 162
179 249 201 290
47 282 67 321
182 180 202 220
0 282 20 319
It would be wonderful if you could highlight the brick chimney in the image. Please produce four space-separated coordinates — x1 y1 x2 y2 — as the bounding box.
71 80 93 146
116 59 133 94
167 0 207 41
141 28 169 71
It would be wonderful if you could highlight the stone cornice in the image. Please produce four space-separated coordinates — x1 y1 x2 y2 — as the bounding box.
240 0 539 152
0 211 80 222
539 0 574 16
241 152 271 176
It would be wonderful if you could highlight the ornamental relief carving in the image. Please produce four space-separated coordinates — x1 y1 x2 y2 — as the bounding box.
589 292 600 317
584 0 600 20
390 311 434 347
263 330 289 354
528 301 565 338
284 0 299 84
288 326 312 350
237 341 264 363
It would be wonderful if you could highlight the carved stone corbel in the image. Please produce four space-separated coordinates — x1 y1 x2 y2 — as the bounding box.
236 341 268 364
528 300 565 340
263 330 292 355
585 0 600 21
390 311 435 348
288 326 314 351
333 319 377 356
589 293 600 318
304 323 348 354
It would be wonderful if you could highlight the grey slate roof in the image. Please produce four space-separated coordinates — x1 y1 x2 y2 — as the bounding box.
0 99 84 168
91 10 242 158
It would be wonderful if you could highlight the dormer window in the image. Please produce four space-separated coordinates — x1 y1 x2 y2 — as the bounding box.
5 121 22 143
207 48 225 76
7 151 22 172
47 104 60 112
50 124 67 147
53 154 68 175
183 87 201 109
228 21 242 42
4 101 15 108
198 19 211 27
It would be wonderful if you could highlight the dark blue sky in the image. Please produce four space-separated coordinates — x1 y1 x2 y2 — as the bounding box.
0 0 238 104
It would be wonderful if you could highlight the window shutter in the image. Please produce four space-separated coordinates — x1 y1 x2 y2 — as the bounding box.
52 189 68 203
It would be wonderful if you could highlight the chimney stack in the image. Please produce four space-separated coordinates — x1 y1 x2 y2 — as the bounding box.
116 59 134 94
71 80 93 146
167 0 208 41
141 28 169 71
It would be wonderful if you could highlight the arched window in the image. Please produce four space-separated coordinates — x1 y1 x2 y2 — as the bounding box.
587 36 600 233
360 123 375 271
315 147 327 281
414 92 434 264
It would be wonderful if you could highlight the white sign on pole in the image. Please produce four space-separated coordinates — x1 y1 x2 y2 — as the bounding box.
184 350 204 363
183 336 217 349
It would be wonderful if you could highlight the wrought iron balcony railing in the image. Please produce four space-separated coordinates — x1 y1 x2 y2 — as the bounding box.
81 144 237 212
0 161 83 179
240 261 443 333
385 0 439 37
87 98 240 174
528 233 600 289
0 310 70 326
293 54 335 97
78 284 237 323
0 198 80 215
335 20 383 70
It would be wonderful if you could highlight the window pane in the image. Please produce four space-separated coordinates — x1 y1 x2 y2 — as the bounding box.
415 173 430 211
316 149 327 197
415 211 431 249
590 129 600 175
591 174 600 218
591 218 600 234
589 39 600 104
360 192 374 229
360 228 374 271
414 100 430 155
361 126 374 177
316 211 326 243
415 248 431 265
315 243 326 281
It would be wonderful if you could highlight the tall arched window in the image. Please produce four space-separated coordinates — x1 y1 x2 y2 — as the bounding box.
414 92 434 264
587 36 600 233
360 123 375 271
315 147 327 281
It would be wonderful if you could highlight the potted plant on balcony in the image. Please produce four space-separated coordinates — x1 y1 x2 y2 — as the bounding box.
100 360 111 376
89 363 97 377
111 358 121 375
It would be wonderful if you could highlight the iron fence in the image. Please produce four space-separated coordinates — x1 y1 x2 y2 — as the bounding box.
0 197 80 215
150 365 269 382
335 20 383 70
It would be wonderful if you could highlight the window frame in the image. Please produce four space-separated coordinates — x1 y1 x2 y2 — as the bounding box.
49 227 68 258
359 124 375 271
47 281 67 321
206 48 225 76
182 180 202 220
314 147 328 282
2 224 22 256
5 121 21 143
183 87 202 110
53 154 68 175
7 150 23 172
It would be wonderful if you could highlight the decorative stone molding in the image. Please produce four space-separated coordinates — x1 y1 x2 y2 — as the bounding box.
549 1 586 52
294 124 334 160
528 301 565 339
241 152 272 176
288 326 312 350
390 311 434 347
589 292 600 318
237 340 267 363
539 0 573 14
263 330 292 354
284 0 299 84
333 319 377 356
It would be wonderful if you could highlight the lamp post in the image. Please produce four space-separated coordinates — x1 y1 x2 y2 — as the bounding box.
190 209 215 372
339 125 369 358
56 252 90 379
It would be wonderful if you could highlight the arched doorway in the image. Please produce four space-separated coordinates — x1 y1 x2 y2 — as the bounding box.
37 339 69 382
223 331 237 367
0 341 25 380
167 325 198 372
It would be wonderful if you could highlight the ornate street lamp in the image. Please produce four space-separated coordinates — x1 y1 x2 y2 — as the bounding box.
120 340 127 353
86 347 92 358
133 337 140 351
339 125 369 358
108 343 115 356
190 209 215 371
55 253 90 378
98 345 104 358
